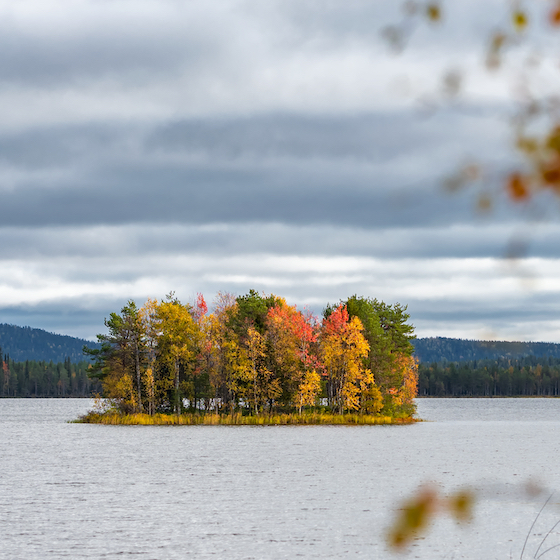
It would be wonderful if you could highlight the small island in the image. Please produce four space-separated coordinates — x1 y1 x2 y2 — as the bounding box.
77 291 418 425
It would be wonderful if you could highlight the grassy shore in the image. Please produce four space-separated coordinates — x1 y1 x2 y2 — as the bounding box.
75 411 418 425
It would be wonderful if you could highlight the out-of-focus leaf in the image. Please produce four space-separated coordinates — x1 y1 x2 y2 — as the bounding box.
387 486 438 550
443 175 465 192
442 70 462 97
381 26 405 52
447 490 474 522
426 3 441 22
462 164 479 181
507 173 530 201
487 32 506 69
512 10 528 31
550 5 560 26
541 161 560 185
478 194 492 212
403 0 418 16
516 136 538 154
546 126 560 152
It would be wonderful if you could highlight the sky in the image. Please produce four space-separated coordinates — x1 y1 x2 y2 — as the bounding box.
2 0 560 342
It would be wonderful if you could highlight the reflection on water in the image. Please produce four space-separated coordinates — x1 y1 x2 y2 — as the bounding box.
1 398 560 559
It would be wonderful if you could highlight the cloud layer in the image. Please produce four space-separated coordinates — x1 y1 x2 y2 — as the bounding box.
2 0 560 342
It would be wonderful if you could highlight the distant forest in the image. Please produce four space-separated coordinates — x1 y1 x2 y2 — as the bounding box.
0 355 102 397
418 357 560 397
0 323 100 363
412 337 560 363
415 338 560 397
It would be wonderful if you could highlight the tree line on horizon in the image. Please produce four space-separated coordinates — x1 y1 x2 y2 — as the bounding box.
418 356 560 397
413 337 560 364
85 291 418 417
0 351 100 397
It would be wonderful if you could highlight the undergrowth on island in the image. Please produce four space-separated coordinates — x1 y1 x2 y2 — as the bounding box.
74 411 416 425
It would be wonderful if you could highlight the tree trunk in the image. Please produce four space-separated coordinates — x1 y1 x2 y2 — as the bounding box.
175 360 180 414
135 341 142 412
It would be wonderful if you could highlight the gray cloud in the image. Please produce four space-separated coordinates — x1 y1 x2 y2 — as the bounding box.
0 298 124 342
1 221 558 262
0 0 558 344
0 109 513 231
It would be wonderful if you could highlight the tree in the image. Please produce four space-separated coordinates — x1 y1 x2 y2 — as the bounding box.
244 326 280 414
341 295 416 415
139 298 160 415
207 292 251 412
84 301 146 413
266 301 322 412
156 295 199 414
188 293 213 411
230 289 282 336
225 290 285 413
321 304 374 414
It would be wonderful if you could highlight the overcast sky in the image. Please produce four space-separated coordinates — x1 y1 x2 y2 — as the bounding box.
2 0 560 342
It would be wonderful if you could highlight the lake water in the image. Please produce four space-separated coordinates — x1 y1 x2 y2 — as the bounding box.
2 399 560 559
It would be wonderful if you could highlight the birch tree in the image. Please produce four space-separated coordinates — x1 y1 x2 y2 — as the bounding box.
156 296 198 414
321 305 372 414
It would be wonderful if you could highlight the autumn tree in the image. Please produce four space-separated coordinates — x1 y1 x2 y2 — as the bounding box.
206 292 252 412
184 293 213 411
139 298 160 415
343 295 416 415
244 326 280 414
227 290 284 413
266 301 322 412
388 354 419 417
87 291 417 418
156 295 199 414
321 304 376 414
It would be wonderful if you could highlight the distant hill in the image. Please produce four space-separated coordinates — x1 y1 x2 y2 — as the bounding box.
0 324 100 363
413 337 560 363
3 323 560 365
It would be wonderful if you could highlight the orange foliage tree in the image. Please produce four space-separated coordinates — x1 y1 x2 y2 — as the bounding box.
266 301 322 412
321 304 379 414
88 291 416 417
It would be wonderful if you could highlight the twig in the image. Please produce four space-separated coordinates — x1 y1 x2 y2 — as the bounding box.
534 516 560 558
536 542 560 559
520 493 553 560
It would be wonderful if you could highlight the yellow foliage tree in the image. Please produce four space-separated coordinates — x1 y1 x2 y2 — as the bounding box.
389 354 419 416
245 326 281 414
295 369 321 414
206 293 252 412
321 305 373 414
156 296 199 414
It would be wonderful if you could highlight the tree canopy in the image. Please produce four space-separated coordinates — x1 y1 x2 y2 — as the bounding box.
86 291 418 418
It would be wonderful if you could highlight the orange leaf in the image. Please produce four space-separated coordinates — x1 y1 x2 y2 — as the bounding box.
551 6 560 26
542 165 560 185
507 173 529 201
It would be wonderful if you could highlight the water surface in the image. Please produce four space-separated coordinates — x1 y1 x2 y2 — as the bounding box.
1 398 560 559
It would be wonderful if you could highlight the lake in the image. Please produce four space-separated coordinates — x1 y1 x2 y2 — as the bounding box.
2 398 560 559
